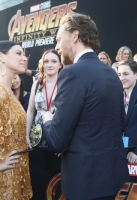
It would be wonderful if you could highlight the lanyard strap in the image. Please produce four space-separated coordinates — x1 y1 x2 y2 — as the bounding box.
44 81 57 111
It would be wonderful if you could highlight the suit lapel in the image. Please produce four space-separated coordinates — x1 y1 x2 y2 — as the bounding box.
126 83 137 123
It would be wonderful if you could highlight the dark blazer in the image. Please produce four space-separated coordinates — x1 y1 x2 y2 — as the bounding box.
43 52 129 200
125 83 137 154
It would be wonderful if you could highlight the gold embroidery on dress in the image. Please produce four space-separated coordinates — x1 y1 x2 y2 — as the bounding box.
0 86 32 200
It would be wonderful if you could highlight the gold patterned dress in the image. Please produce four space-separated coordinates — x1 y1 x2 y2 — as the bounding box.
0 86 32 200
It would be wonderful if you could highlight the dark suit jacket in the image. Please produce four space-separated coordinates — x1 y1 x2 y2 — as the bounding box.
43 52 129 200
125 83 137 154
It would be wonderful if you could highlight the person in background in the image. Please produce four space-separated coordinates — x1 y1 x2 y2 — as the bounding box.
112 46 132 72
0 40 32 199
25 68 37 79
42 12 129 200
133 53 137 62
98 51 112 66
118 60 137 164
32 59 41 82
27 49 62 200
11 74 30 111
24 48 37 81
25 58 40 82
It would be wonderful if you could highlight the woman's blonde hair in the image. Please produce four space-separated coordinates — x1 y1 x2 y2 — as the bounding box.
133 53 137 61
98 51 112 66
115 46 132 61
38 49 61 91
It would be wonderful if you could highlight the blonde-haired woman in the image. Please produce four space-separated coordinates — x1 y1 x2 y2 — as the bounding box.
133 53 137 62
27 49 62 200
112 46 132 72
98 51 112 66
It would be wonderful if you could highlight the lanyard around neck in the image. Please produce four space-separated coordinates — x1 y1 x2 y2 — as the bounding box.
44 81 57 111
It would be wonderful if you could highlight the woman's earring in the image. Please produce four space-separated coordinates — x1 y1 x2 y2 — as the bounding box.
0 63 7 77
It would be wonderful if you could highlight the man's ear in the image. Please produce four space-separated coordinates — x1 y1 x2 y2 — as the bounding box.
73 30 79 42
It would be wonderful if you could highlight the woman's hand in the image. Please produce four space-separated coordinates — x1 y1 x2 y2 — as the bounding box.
0 151 20 171
127 152 137 164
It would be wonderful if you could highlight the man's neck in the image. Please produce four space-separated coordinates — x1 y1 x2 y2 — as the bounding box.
74 48 93 63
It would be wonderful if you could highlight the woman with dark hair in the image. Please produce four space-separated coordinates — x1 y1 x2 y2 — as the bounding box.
0 40 32 199
27 49 62 200
11 74 30 111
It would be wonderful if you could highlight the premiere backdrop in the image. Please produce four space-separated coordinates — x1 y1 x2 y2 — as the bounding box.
0 0 136 90
0 0 137 199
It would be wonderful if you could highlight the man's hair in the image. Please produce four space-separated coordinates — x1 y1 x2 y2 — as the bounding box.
60 12 100 52
98 51 112 66
115 46 132 61
118 60 137 74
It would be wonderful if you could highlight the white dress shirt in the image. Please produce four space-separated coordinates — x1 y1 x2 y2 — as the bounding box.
74 49 94 63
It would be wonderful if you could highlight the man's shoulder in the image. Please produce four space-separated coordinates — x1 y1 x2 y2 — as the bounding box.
131 83 137 99
133 83 137 91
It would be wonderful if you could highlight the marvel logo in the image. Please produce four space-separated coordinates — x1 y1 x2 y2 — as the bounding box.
30 4 40 13
30 1 51 13
40 1 51 10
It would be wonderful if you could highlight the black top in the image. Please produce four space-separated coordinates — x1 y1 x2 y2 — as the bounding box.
22 92 30 112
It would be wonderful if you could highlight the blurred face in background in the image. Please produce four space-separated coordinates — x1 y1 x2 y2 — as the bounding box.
133 55 137 62
11 75 21 90
121 49 130 61
98 54 108 64
43 52 61 76
118 64 137 90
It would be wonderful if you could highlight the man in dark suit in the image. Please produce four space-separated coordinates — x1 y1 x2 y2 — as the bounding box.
42 13 129 200
118 60 137 164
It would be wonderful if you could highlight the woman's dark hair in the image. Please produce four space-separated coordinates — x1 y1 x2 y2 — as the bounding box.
12 74 25 105
18 74 25 106
0 40 18 54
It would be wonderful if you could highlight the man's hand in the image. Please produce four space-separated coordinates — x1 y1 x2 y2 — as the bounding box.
127 152 137 164
43 111 53 123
